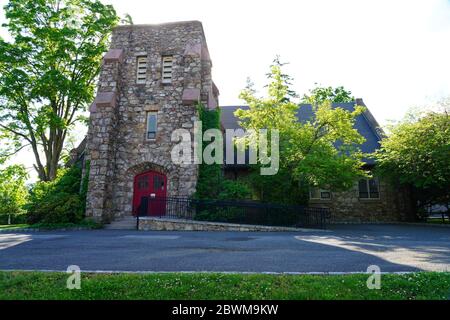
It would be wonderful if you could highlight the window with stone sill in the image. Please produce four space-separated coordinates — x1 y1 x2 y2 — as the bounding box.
136 56 148 84
146 112 157 140
310 187 332 200
358 178 380 199
162 56 173 84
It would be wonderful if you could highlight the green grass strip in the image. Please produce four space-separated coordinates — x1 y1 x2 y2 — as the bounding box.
1 271 449 300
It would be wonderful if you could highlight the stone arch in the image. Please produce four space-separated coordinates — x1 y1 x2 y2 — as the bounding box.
125 162 176 197
125 162 168 177
111 161 180 218
126 161 175 198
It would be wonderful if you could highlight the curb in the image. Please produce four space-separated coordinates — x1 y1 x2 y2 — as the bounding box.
397 222 450 228
329 222 450 228
0 227 101 233
0 269 425 275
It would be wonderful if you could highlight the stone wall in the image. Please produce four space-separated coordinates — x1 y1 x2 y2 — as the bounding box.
138 217 321 232
85 21 219 223
309 178 410 222
225 168 411 222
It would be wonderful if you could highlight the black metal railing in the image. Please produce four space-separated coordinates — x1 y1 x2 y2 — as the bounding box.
136 197 331 230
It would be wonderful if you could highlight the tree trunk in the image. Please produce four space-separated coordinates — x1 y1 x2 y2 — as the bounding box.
29 126 67 182
407 185 420 222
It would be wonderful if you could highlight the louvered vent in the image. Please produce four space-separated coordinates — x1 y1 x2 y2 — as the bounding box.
162 56 173 84
136 56 148 84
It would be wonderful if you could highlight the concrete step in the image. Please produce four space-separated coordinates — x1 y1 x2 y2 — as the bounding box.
104 216 137 230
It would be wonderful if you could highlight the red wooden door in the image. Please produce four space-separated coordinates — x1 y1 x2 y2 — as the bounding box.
132 171 167 216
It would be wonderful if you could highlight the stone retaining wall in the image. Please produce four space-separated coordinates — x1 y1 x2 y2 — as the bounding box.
138 218 322 232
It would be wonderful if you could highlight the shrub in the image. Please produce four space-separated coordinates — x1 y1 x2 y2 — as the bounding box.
0 212 27 225
26 166 84 224
29 218 102 230
195 208 246 223
217 180 252 200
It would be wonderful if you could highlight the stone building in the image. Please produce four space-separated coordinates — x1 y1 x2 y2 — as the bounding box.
85 21 218 223
80 20 410 224
221 101 412 223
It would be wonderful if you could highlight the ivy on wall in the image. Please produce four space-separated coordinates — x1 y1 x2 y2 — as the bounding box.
194 103 251 200
194 103 222 199
80 160 90 214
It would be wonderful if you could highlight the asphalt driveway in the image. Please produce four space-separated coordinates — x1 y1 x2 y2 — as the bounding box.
0 225 449 273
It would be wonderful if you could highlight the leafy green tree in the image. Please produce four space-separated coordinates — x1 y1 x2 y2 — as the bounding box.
0 0 119 181
235 59 366 203
0 165 28 220
374 109 450 216
302 84 354 106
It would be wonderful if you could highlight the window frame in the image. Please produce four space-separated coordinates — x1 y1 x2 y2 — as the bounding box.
137 175 149 190
136 56 148 84
146 112 158 141
310 187 332 201
358 178 380 200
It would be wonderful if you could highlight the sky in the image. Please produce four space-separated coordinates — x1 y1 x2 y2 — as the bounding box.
99 0 450 122
0 0 450 180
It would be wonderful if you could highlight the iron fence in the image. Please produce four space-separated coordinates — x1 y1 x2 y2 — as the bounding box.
136 197 331 229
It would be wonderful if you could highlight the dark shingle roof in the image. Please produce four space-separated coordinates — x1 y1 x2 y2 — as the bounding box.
220 101 383 165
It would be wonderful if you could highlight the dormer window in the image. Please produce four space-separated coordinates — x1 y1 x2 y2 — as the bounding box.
146 112 157 140
136 56 148 84
162 56 173 84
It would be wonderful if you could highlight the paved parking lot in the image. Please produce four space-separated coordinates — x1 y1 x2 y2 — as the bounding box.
0 224 449 273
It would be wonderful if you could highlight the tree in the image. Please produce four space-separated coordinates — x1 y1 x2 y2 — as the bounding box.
235 59 367 203
121 13 134 25
0 165 28 218
0 0 119 181
374 108 450 217
302 84 354 106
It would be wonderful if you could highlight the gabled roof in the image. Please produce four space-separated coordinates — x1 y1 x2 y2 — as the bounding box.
220 100 383 165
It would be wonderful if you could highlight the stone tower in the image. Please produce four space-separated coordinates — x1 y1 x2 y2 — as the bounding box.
85 21 219 222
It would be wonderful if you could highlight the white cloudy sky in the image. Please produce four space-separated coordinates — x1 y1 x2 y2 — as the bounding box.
0 0 450 179
100 0 450 123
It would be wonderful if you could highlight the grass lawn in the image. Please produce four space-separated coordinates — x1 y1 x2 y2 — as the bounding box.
0 224 29 230
0 221 102 231
1 271 449 300
427 219 450 225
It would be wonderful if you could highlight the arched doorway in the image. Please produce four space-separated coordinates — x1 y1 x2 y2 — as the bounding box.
132 170 167 217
